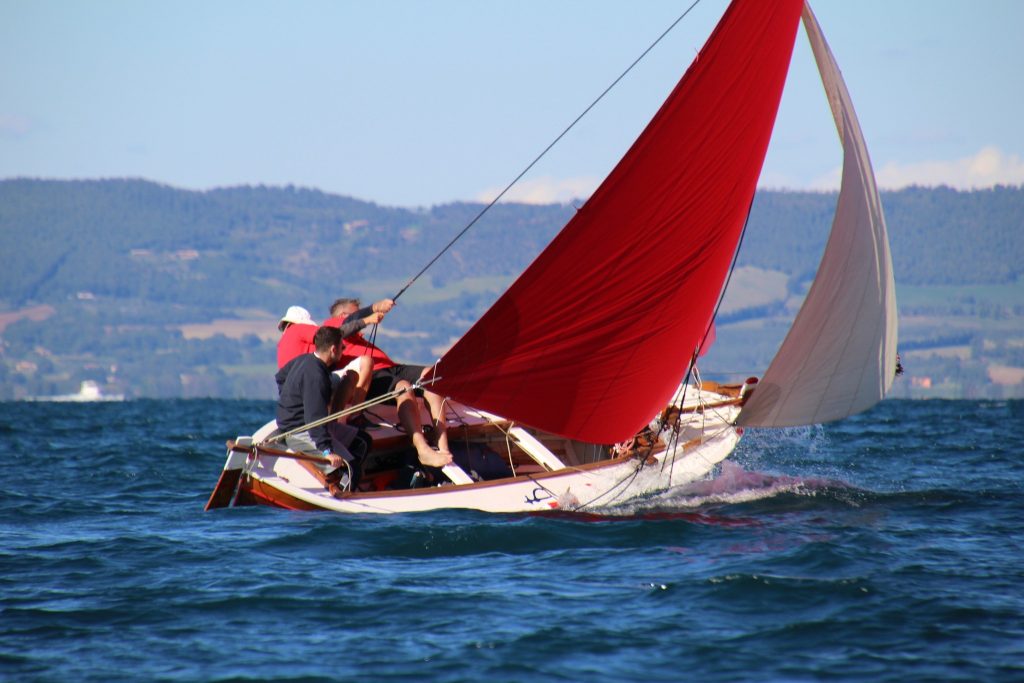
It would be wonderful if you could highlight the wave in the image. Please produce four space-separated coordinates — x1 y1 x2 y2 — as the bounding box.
585 460 998 521
660 460 850 506
583 460 863 518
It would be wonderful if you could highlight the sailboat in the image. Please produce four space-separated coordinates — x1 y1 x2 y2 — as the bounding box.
206 0 898 514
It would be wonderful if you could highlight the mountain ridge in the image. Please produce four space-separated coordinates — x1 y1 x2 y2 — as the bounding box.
1 178 1022 400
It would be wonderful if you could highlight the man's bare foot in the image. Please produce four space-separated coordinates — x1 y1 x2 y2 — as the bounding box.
413 433 452 468
419 448 453 468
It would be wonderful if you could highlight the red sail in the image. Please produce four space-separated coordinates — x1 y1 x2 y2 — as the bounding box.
430 0 804 444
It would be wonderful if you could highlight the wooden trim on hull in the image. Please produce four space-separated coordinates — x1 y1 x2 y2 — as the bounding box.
267 454 626 502
231 442 639 501
691 381 746 398
236 477 323 511
204 467 242 511
678 396 744 413
348 452 637 501
243 460 628 513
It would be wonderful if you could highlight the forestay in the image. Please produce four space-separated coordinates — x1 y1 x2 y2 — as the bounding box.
430 0 805 444
737 3 899 427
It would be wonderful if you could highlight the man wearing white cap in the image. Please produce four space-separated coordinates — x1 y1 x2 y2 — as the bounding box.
276 306 318 369
276 305 384 369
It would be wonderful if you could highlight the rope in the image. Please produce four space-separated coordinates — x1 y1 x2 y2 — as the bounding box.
338 458 353 492
676 193 758 409
365 321 379 359
263 375 442 446
573 460 646 511
391 0 706 302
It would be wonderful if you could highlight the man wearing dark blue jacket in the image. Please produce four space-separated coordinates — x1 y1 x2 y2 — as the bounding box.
275 325 357 493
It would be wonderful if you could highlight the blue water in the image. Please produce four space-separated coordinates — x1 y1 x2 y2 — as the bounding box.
2 399 1022 682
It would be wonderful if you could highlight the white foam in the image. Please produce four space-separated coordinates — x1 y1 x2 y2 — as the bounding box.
617 460 845 513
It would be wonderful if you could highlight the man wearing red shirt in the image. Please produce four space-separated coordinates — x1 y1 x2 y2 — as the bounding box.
276 305 382 370
276 306 318 369
325 297 451 469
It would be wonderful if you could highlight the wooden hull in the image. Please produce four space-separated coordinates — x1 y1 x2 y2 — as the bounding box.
206 385 747 515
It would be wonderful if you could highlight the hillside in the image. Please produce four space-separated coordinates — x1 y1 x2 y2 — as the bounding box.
1 179 1022 400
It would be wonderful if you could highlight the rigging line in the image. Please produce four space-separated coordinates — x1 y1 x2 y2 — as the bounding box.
263 374 442 445
668 193 757 438
365 319 379 359
681 193 758 391
659 404 684 476
574 461 645 511
391 0 706 303
525 473 560 503
644 382 686 476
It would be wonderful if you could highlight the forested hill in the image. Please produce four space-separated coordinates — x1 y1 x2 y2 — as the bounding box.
0 179 573 313
2 179 1023 307
1 178 1022 400
743 185 1023 285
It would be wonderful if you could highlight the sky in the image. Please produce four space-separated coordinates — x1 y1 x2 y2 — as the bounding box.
2 0 1022 207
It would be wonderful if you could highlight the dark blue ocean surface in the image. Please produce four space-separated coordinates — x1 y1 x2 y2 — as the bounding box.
1 399 1022 682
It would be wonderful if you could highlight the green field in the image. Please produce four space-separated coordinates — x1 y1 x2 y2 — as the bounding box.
344 275 514 306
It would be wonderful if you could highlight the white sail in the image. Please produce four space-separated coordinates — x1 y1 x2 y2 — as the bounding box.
737 2 898 427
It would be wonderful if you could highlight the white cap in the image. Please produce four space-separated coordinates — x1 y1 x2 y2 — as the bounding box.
278 305 317 331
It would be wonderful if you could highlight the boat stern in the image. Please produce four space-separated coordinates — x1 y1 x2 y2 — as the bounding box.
204 438 252 511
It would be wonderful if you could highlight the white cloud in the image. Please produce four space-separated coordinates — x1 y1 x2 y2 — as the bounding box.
483 148 1024 203
877 146 1024 189
803 146 1024 192
475 175 599 205
805 166 842 192
757 169 807 190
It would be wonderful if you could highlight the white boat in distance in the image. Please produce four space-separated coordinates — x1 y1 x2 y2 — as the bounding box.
206 0 898 514
28 380 125 403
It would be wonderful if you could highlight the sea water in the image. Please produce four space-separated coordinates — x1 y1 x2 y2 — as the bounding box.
1 399 1022 682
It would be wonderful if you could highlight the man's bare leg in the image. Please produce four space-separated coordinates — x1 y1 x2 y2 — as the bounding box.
417 367 450 453
348 355 374 409
394 380 452 468
422 389 450 453
330 369 358 415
